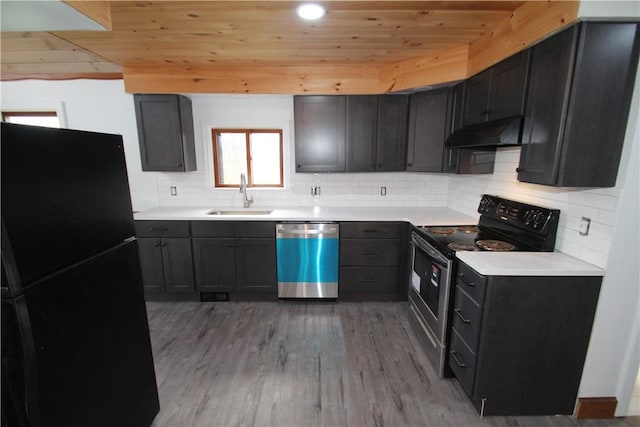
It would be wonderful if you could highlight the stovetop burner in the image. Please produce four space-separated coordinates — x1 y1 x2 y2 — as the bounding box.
475 239 517 251
414 194 560 259
447 242 478 252
424 227 456 235
456 226 479 234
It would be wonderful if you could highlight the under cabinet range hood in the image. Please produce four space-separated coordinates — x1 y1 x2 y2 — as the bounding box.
445 116 524 148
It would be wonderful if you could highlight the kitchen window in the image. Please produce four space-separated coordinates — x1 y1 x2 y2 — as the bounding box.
212 129 283 188
2 111 60 128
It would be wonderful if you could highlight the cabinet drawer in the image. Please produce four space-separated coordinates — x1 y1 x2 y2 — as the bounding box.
235 221 276 238
340 222 402 239
449 328 477 398
339 267 398 293
456 262 487 302
340 239 400 266
452 286 483 351
135 221 190 237
191 221 234 237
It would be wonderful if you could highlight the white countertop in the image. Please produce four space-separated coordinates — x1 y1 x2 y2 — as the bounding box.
456 252 604 276
133 206 478 226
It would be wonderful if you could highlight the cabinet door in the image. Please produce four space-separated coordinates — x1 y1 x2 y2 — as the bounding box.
488 50 530 122
376 95 408 171
443 83 462 173
518 26 578 185
192 238 236 291
406 89 449 172
462 69 491 126
557 22 639 187
137 238 165 292
161 238 195 292
346 96 378 172
235 238 276 293
134 94 195 172
294 96 346 172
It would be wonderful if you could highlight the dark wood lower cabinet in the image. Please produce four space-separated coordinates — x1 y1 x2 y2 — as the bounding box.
192 238 236 292
137 237 195 293
235 238 277 293
449 261 602 416
338 221 409 300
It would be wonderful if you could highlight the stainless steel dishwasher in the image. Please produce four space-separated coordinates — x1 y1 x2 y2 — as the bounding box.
276 223 339 299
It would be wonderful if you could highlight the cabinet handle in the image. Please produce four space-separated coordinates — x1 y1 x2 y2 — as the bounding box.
297 164 301 169
154 243 161 248
450 351 467 368
160 243 167 248
177 163 183 167
371 164 376 169
362 250 379 256
150 226 168 232
378 162 382 169
407 161 414 167
453 308 471 324
458 273 476 287
362 229 379 233
360 278 377 283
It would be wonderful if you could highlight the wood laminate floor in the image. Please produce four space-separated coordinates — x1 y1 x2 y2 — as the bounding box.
146 301 639 427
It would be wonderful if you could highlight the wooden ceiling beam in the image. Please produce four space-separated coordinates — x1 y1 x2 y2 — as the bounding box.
466 0 579 76
122 64 381 94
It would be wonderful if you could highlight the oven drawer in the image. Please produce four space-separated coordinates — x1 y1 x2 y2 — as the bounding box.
451 286 483 351
340 239 400 266
456 262 487 302
449 327 477 398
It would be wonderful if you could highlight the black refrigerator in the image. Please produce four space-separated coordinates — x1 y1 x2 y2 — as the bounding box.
1 123 160 427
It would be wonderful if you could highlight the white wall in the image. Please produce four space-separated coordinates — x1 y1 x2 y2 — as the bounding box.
0 79 159 211
155 94 449 209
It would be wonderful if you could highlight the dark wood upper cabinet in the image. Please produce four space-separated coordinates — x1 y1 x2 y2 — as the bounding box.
406 88 450 172
346 95 378 172
346 94 408 172
294 95 347 172
462 70 491 127
518 22 640 187
462 50 530 127
134 94 196 172
375 95 409 171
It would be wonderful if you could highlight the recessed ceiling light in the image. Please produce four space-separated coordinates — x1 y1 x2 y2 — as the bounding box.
296 3 326 20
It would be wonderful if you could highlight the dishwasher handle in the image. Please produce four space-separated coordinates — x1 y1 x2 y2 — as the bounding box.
276 223 339 239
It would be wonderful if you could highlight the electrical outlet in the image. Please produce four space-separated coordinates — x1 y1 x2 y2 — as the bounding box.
579 217 591 236
380 186 387 196
311 186 320 196
170 186 177 196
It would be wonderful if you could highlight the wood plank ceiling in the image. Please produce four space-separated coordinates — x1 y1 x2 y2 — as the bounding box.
0 1 579 94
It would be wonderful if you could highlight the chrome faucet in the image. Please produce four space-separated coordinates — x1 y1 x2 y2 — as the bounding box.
239 173 254 208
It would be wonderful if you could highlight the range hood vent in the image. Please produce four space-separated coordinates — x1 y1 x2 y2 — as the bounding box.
445 116 524 148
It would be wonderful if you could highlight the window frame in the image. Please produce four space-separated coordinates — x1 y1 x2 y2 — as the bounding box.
211 128 284 189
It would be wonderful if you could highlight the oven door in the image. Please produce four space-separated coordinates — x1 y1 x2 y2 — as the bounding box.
408 232 453 376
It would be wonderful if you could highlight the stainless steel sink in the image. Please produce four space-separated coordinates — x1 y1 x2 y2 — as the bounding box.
206 209 273 216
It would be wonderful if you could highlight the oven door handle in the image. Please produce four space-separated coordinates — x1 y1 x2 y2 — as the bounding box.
411 233 450 266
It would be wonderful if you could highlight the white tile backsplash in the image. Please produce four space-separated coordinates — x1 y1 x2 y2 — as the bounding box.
447 147 621 268
157 170 449 208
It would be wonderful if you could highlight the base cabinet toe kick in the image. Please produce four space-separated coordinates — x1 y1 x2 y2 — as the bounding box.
447 261 602 417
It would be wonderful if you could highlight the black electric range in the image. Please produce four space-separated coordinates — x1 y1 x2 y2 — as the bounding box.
414 194 561 259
